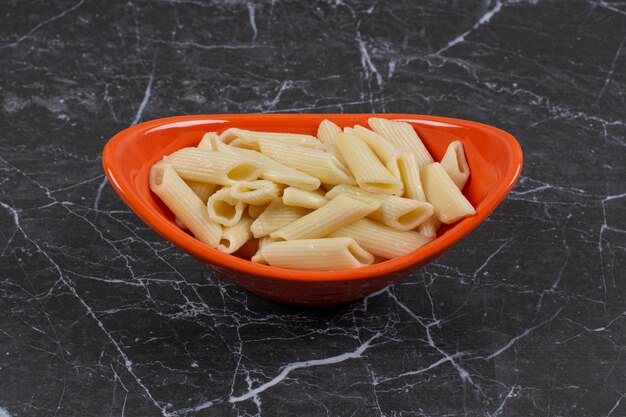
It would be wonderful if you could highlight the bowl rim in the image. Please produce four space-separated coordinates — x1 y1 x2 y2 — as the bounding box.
102 113 523 283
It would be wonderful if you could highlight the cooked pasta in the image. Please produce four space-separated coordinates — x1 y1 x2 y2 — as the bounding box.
440 140 470 190
325 184 433 231
150 163 221 246
368 118 434 167
150 120 477 271
420 162 475 223
336 131 403 195
262 237 374 271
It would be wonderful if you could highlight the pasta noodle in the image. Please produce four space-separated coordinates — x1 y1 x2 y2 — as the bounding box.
330 218 433 259
248 203 268 219
440 140 470 190
165 147 263 185
262 237 374 271
221 128 323 150
336 131 403 195
258 138 354 185
149 163 221 246
397 153 437 237
282 187 327 209
325 184 433 231
218 214 254 254
230 180 281 205
368 118 434 167
348 125 402 179
420 162 475 224
270 194 379 241
207 187 246 227
250 199 311 238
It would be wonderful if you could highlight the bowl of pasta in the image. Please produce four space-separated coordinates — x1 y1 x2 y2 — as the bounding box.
102 114 522 306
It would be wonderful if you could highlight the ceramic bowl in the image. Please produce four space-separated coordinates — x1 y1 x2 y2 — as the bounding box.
102 114 522 306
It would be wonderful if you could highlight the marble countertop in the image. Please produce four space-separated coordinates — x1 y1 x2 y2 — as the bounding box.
1 0 625 416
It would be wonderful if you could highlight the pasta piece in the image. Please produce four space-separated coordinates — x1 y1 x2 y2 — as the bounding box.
270 194 380 241
218 143 320 190
250 200 311 238
149 163 221 246
282 187 327 209
325 184 433 231
165 147 263 186
187 181 217 203
258 138 354 185
262 237 374 271
218 214 254 254
248 203 268 219
220 128 323 150
207 187 246 227
174 217 187 230
317 119 341 145
335 131 402 195
420 163 475 224
330 218 433 259
251 236 278 264
397 153 438 237
197 132 220 151
440 140 470 190
230 180 281 206
368 118 434 167
348 125 402 179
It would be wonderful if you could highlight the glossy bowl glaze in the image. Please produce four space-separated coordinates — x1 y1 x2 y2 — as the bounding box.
102 114 522 306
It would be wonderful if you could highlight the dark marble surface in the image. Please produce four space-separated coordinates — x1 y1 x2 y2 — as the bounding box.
1 0 625 415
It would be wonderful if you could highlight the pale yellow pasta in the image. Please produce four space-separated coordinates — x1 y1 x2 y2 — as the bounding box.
219 143 321 191
325 185 433 231
335 131 403 195
251 236 278 264
440 140 470 190
230 180 281 206
368 118 434 167
207 187 246 227
248 203 268 219
397 153 438 237
317 119 341 144
258 138 354 185
348 125 402 179
270 194 380 241
250 200 311 238
420 162 475 224
282 187 327 210
187 181 217 203
165 148 263 185
330 218 433 259
149 163 221 246
218 214 254 254
262 237 374 271
220 128 323 150
197 132 220 151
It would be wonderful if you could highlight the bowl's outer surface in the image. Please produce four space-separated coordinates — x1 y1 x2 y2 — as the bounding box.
102 114 522 306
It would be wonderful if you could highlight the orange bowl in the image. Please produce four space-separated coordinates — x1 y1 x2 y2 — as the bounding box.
102 114 522 306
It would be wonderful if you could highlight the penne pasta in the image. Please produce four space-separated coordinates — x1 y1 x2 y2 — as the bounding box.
150 163 221 246
165 147 263 186
207 187 246 227
270 194 380 241
219 143 321 191
262 237 374 271
368 118 434 167
336 131 403 195
248 203 268 219
218 214 254 254
251 236 278 264
258 138 354 185
282 187 327 209
197 132 220 151
230 180 282 206
330 218 433 259
440 140 470 190
420 162 475 224
325 184 433 231
348 125 402 179
220 128 323 150
397 153 438 237
187 181 218 203
250 200 311 238
317 119 341 145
